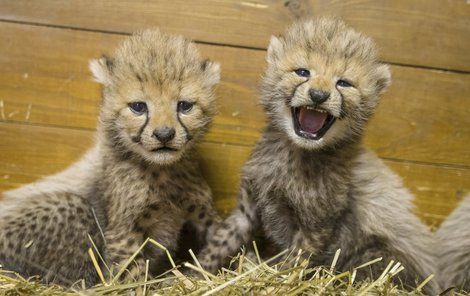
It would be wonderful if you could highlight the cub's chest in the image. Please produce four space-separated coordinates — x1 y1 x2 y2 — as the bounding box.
144 170 189 201
137 200 184 231
253 167 324 200
137 171 190 228
255 173 338 226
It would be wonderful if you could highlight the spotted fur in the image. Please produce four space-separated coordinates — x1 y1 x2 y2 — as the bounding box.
436 195 470 291
197 18 438 294
0 29 221 286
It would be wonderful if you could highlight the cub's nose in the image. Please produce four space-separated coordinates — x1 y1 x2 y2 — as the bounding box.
309 89 330 105
153 126 175 143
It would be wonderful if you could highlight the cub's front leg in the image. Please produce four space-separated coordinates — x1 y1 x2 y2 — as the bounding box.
197 179 259 273
183 180 221 246
105 225 147 281
102 174 151 282
138 202 185 276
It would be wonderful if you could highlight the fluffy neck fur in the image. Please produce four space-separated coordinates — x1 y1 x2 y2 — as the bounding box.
250 124 361 228
263 123 361 176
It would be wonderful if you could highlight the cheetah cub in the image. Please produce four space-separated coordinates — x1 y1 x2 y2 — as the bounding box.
0 29 221 285
198 18 438 293
436 195 470 291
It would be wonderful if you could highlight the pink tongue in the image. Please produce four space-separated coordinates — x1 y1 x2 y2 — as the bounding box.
298 108 327 134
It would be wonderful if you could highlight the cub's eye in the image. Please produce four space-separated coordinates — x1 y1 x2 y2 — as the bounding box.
294 68 310 78
337 79 354 88
128 102 147 115
177 100 194 113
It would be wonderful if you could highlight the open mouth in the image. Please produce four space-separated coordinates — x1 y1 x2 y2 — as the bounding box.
292 106 336 140
151 147 178 153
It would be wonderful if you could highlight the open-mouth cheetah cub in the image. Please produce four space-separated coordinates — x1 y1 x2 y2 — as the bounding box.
0 29 221 286
198 18 438 294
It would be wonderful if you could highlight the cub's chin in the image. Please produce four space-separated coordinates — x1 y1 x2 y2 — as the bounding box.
134 144 185 166
148 149 184 166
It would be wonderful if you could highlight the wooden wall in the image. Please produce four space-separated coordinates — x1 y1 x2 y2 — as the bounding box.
0 0 469 226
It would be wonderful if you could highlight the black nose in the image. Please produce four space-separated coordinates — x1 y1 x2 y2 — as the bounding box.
153 127 175 143
309 89 330 104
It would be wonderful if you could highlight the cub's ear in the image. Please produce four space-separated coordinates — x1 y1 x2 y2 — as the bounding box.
89 55 114 85
375 64 391 94
201 59 221 87
267 35 285 64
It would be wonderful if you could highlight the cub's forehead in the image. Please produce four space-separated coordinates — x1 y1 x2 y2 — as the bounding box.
282 18 379 64
112 59 204 86
112 29 204 83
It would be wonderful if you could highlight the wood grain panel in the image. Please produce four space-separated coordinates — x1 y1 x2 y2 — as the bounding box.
1 22 469 166
366 66 470 167
0 122 468 225
0 0 469 71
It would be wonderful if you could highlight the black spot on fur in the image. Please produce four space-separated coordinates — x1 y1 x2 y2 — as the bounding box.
187 205 196 213
127 238 135 247
134 225 144 233
235 233 243 242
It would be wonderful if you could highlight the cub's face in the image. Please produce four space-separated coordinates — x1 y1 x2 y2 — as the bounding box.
262 19 391 151
90 30 220 165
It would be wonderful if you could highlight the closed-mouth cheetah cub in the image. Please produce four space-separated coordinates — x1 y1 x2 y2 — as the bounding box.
198 18 438 293
0 29 221 286
436 195 470 291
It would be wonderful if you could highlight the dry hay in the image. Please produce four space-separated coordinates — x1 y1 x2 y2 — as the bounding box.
0 239 465 296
